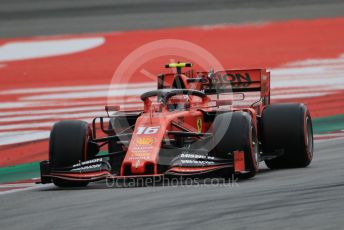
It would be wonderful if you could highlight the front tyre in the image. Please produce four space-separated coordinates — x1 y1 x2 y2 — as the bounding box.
49 120 91 187
213 112 259 179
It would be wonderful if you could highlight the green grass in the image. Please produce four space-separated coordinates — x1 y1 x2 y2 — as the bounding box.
313 114 344 134
0 151 108 184
0 162 40 184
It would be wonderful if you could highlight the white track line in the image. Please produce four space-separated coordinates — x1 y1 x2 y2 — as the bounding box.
0 106 103 117
0 131 50 145
0 82 155 95
21 87 153 100
0 184 53 195
0 37 105 62
0 183 37 188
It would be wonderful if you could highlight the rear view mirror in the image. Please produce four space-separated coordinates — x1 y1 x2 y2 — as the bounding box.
105 105 120 117
233 93 245 101
216 99 232 107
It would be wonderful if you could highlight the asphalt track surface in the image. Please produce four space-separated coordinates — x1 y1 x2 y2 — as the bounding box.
1 139 344 230
1 0 344 37
1 0 344 229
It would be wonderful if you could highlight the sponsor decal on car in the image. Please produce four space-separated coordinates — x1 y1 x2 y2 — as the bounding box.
72 158 103 167
181 159 215 165
180 153 215 160
134 160 140 168
135 137 155 145
197 117 202 133
128 156 150 161
128 151 151 160
132 146 154 151
71 164 102 171
209 72 253 89
131 152 150 157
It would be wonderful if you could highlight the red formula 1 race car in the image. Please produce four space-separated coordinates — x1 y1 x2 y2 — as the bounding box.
40 62 314 187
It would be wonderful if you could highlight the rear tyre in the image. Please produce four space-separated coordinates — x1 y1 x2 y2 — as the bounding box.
262 103 313 169
213 112 259 179
49 120 90 187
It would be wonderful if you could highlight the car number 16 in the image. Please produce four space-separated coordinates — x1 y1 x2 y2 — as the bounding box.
136 126 160 135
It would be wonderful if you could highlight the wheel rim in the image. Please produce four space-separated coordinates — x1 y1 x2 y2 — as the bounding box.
305 116 313 159
252 127 259 167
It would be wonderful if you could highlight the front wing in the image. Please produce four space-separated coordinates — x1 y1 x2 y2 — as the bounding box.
40 151 246 184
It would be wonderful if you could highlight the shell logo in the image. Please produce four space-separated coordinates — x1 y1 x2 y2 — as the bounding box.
135 137 155 145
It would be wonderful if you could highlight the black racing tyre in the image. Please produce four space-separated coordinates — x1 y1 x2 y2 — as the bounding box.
261 103 313 169
49 120 90 187
213 112 259 179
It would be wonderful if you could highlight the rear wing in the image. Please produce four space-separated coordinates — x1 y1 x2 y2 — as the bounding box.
202 69 270 104
157 68 270 105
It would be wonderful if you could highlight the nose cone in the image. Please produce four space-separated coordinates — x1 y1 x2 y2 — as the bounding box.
121 129 163 176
